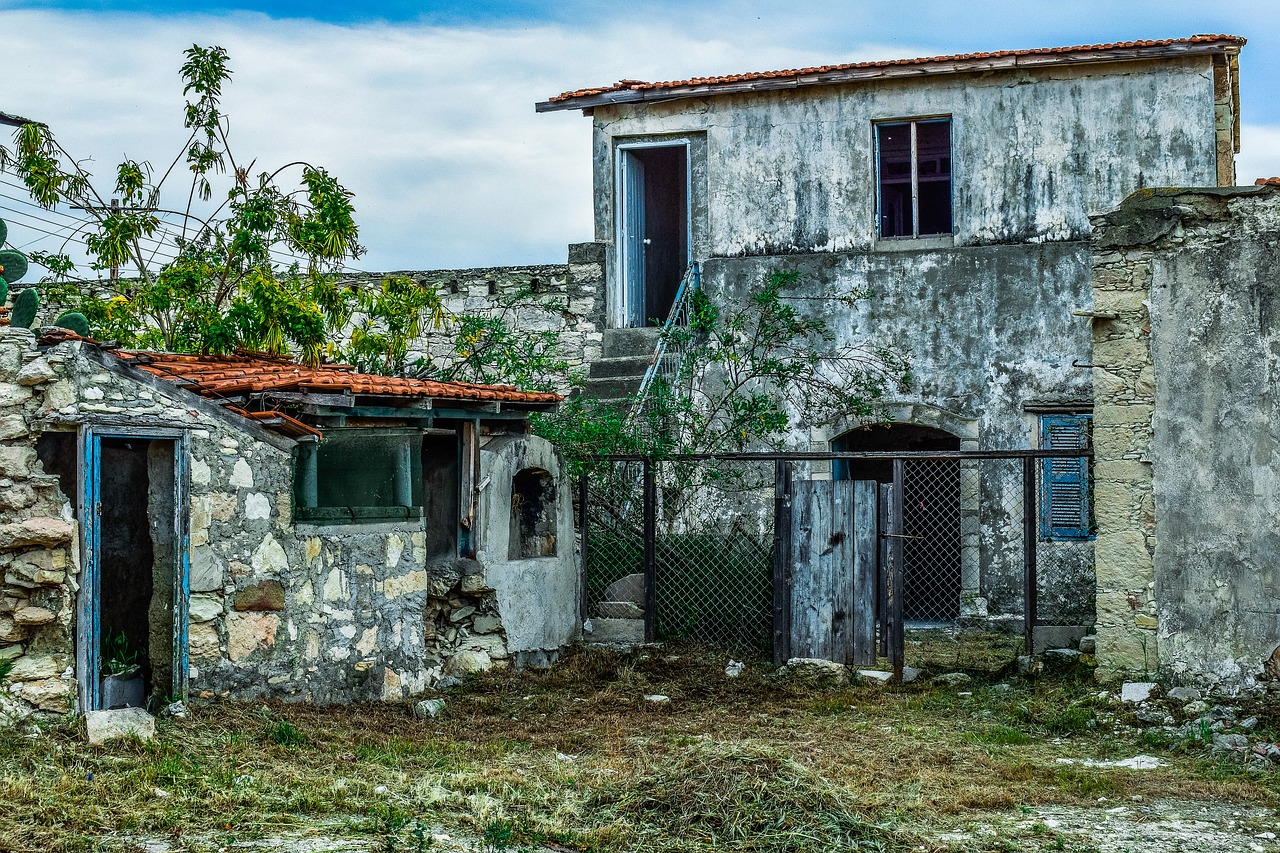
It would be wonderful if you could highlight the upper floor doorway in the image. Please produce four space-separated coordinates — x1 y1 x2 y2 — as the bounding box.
616 141 690 327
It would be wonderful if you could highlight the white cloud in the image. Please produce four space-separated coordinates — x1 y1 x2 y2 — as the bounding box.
2 7 1274 276
1238 123 1280 183
0 9 922 273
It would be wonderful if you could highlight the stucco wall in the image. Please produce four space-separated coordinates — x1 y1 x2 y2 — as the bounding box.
1090 184 1280 693
477 433 579 661
591 56 1220 258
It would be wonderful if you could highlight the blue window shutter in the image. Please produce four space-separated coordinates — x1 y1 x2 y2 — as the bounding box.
1040 414 1092 540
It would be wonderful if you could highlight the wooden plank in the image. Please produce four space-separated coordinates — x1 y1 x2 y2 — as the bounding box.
851 480 877 666
789 479 815 658
888 462 906 680
878 483 890 658
459 420 478 558
789 479 854 664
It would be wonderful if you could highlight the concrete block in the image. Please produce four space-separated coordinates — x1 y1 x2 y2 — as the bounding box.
86 708 155 744
586 617 644 645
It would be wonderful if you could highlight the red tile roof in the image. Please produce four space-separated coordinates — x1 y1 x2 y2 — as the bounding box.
36 329 561 438
1257 177 1280 187
539 35 1245 110
125 350 562 405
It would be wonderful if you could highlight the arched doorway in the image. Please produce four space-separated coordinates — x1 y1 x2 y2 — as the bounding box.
832 424 961 624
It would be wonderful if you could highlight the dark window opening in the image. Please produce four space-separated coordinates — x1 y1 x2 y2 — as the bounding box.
295 429 424 523
877 119 952 238
510 467 557 559
35 431 78 514
1039 414 1094 541
422 432 460 557
96 438 176 707
833 424 960 623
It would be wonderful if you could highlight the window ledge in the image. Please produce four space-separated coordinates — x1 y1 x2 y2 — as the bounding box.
873 235 955 253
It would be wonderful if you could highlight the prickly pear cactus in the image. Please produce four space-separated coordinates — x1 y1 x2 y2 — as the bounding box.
0 250 28 287
53 311 90 337
0 279 7 307
0 216 28 288
11 288 38 329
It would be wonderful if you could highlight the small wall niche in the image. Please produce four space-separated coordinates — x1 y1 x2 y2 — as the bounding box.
510 467 557 559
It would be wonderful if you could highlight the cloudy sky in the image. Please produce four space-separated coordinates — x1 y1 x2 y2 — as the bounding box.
0 0 1276 276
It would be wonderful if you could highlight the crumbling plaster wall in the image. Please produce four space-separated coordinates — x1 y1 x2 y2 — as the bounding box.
1090 184 1280 692
0 331 576 717
476 433 578 668
704 244 1095 619
590 56 1220 260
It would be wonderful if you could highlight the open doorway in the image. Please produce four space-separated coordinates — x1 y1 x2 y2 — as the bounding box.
832 424 961 624
78 430 188 711
617 142 689 327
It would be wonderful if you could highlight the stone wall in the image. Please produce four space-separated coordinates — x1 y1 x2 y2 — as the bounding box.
0 328 78 719
1090 184 1280 692
338 242 606 392
0 328 578 718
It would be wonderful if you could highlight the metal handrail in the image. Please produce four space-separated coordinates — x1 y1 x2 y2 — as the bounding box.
632 261 700 415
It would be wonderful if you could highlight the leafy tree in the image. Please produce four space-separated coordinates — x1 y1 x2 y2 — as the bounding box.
533 270 912 473
429 284 574 393
0 44 441 366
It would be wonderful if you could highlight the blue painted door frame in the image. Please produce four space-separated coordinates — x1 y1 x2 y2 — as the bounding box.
77 426 191 712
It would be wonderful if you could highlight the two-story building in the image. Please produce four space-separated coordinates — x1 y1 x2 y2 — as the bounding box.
538 36 1244 632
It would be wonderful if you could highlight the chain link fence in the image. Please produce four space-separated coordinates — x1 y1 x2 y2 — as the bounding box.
580 451 1095 673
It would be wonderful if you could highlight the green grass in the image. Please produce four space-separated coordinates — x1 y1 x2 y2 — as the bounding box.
1 647 1277 852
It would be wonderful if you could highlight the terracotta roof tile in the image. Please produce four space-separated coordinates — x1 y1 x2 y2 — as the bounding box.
34 331 562 438
1256 177 1280 187
125 351 562 405
544 35 1246 106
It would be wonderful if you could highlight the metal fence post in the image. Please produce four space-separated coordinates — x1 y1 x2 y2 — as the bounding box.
1023 456 1038 657
642 458 657 644
889 458 905 681
772 458 793 664
578 473 590 628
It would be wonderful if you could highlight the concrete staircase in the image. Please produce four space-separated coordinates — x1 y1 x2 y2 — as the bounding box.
582 327 659 404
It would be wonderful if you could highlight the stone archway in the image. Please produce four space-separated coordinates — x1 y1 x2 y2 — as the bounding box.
832 423 963 624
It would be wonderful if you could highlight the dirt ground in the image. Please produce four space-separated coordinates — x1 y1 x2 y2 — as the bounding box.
3 646 1279 852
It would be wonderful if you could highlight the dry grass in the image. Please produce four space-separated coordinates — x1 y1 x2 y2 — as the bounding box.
1 647 1278 852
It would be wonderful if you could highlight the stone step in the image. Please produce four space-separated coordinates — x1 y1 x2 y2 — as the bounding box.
602 327 660 359
583 375 642 400
587 355 652 380
586 617 645 645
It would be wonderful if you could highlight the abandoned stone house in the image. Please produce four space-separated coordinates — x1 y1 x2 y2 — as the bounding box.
535 35 1245 637
0 326 577 717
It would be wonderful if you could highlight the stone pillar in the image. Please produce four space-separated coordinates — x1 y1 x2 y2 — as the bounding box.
1090 249 1158 681
0 327 79 718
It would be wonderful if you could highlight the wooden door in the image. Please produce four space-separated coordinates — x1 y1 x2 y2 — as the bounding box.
789 479 877 665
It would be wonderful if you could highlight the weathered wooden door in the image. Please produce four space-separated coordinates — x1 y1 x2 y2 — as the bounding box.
789 479 878 665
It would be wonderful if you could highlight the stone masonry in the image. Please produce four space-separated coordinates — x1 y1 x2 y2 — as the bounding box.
0 325 578 719
1090 183 1280 692
337 242 606 392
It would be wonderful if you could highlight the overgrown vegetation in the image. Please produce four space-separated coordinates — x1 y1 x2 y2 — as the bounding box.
533 271 912 470
0 45 441 367
2 649 1276 852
